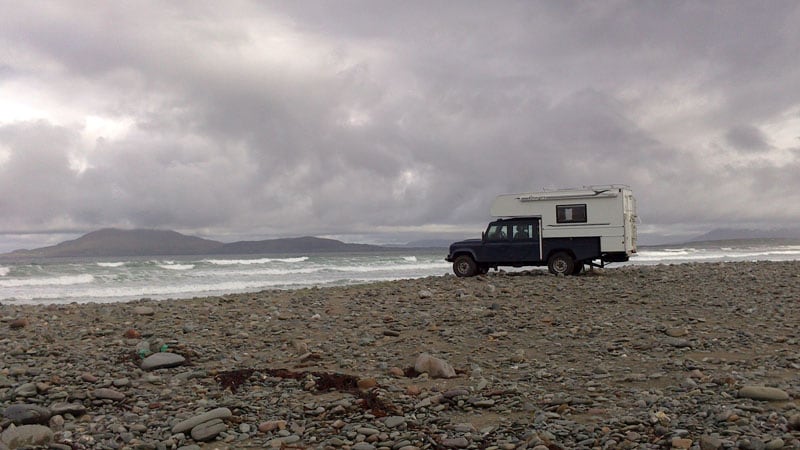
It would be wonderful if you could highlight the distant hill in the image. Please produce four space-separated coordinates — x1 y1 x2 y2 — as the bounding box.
3 229 223 258
219 236 385 254
0 228 400 259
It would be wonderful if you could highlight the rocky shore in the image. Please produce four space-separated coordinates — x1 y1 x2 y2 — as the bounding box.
1 261 799 449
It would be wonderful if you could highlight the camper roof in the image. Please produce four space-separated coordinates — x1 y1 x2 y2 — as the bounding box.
512 185 628 202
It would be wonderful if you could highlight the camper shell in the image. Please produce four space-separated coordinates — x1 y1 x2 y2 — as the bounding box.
446 185 637 276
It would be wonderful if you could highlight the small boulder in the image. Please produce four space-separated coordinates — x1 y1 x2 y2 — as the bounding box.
414 353 456 379
738 386 790 401
2 404 51 425
190 418 227 442
1 424 54 448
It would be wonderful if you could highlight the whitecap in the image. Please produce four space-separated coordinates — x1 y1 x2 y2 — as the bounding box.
0 274 95 287
204 256 309 265
97 262 126 268
159 264 195 271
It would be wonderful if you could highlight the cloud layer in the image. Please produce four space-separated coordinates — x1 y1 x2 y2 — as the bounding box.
2 1 799 249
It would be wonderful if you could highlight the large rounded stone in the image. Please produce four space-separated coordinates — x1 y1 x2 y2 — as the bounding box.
414 353 456 379
738 386 790 401
2 404 51 425
172 407 232 434
190 418 227 442
141 352 185 371
1 424 54 448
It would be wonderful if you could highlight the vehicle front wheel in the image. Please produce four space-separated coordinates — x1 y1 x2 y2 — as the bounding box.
453 255 478 277
548 252 575 276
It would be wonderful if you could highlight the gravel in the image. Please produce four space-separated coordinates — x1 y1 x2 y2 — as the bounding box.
1 261 799 449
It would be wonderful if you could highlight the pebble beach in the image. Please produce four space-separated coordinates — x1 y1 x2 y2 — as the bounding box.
1 261 799 450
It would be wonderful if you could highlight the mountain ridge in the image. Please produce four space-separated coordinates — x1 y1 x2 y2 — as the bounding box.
0 228 399 259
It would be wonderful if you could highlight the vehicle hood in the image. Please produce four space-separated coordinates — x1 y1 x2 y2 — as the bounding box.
449 238 482 248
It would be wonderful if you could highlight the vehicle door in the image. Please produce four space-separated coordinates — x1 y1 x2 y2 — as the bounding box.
508 218 542 262
481 222 512 262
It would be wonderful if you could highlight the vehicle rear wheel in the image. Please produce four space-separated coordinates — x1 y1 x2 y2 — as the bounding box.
453 255 478 277
548 252 575 276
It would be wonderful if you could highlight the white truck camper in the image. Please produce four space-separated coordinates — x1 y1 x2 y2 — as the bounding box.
446 185 638 276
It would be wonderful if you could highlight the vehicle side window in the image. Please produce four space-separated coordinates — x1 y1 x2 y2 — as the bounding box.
556 204 587 223
512 221 539 240
486 224 508 242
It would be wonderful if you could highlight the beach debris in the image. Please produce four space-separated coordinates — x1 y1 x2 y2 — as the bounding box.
214 368 255 394
123 328 141 339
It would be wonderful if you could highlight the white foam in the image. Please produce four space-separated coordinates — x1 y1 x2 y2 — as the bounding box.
328 262 450 273
402 256 418 262
0 274 95 287
204 256 309 265
97 262 126 268
0 266 9 276
158 264 195 271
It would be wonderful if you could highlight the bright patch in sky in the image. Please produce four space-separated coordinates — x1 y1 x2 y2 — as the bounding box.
0 144 10 165
763 106 800 151
83 115 135 142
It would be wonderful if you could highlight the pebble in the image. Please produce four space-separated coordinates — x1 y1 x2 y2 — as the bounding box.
92 388 126 401
1 262 798 449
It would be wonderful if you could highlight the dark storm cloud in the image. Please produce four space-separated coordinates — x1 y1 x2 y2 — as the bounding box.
725 124 771 152
1 1 800 250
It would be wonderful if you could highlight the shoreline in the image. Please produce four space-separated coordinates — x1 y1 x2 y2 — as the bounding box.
1 261 799 449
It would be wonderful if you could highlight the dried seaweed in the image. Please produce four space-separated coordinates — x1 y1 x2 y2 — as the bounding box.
219 366 398 416
214 368 255 394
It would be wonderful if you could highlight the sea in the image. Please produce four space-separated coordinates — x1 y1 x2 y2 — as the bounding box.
2 240 799 305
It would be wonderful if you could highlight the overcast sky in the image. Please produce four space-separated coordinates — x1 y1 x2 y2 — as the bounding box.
1 1 799 251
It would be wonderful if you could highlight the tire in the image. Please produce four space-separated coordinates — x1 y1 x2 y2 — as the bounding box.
453 255 478 277
548 252 575 276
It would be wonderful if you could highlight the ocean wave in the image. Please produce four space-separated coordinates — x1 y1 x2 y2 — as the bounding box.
0 274 95 287
402 256 418 262
2 278 313 304
97 262 126 268
204 256 309 265
159 264 195 271
328 262 450 273
201 267 324 277
0 266 9 276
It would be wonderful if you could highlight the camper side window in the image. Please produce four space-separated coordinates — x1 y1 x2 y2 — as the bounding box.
556 204 587 224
